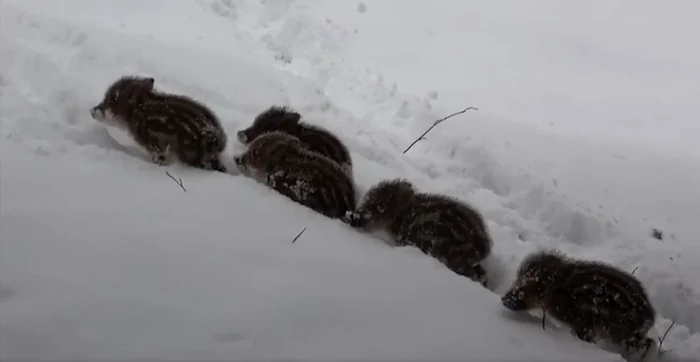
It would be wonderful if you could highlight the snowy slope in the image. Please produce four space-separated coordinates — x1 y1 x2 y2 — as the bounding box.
1 0 699 361
1 146 618 361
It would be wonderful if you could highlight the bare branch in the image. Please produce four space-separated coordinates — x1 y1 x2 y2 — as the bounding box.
292 227 307 243
165 170 187 192
402 106 478 154
631 266 639 275
658 319 676 356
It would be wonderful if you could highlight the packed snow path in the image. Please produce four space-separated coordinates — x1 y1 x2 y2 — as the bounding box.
1 1 699 360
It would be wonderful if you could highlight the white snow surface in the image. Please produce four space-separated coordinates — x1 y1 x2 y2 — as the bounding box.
1 0 699 360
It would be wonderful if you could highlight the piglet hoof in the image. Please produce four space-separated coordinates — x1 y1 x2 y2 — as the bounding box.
340 210 355 225
345 211 367 228
152 155 168 166
151 146 174 166
208 159 227 173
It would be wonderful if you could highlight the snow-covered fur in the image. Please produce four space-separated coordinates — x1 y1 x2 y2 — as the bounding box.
237 105 353 175
233 131 356 219
91 75 228 172
501 249 657 361
344 178 493 287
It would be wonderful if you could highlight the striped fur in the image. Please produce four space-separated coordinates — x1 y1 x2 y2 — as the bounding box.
233 131 357 219
237 105 353 175
344 178 493 286
90 75 228 172
502 249 657 361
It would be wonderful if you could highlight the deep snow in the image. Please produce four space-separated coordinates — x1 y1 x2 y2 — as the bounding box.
1 0 699 361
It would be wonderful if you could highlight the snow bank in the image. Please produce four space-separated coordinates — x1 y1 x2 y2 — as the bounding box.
1 0 699 360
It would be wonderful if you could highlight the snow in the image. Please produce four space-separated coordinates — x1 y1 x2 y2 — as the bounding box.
1 0 698 360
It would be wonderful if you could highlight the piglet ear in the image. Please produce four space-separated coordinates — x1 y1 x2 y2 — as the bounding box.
142 77 155 90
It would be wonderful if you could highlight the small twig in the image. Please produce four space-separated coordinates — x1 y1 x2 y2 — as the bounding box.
402 106 478 154
165 170 187 192
541 307 547 330
292 227 307 243
657 320 675 356
631 266 639 275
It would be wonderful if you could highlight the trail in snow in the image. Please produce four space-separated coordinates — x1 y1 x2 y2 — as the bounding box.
200 0 700 340
0 0 699 360
267 0 700 157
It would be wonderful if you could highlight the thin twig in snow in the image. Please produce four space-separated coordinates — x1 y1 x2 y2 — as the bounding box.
402 106 478 154
658 320 675 356
292 227 307 243
166 170 187 192
541 307 547 330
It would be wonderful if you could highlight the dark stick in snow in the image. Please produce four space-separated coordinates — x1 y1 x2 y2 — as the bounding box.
292 227 307 243
658 320 675 356
166 170 187 192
